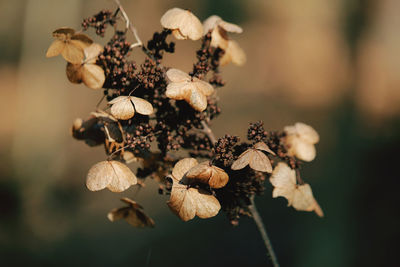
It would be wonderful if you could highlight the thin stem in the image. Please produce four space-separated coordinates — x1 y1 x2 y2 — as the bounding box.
249 196 280 267
201 121 217 145
113 0 156 62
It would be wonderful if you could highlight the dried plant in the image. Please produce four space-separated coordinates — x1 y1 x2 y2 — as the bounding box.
46 2 324 266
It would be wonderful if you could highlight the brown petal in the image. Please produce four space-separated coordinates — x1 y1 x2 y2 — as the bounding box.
168 182 196 221
130 97 154 115
190 188 221 218
231 149 252 170
208 166 229 188
53 27 75 38
166 68 190 83
108 199 155 227
172 158 198 181
188 87 207 112
61 43 85 64
109 96 135 120
46 39 65 58
186 162 212 183
82 64 105 89
71 33 93 47
86 161 137 192
254 142 276 155
66 62 83 84
249 150 273 173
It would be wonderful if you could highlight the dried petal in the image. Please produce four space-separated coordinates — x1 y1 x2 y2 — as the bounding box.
284 122 319 162
186 161 229 189
82 64 105 89
193 79 215 96
130 96 154 115
161 8 203 40
109 96 135 120
66 63 83 84
189 87 208 112
52 27 75 38
231 149 252 170
292 184 324 217
254 142 276 155
61 42 84 64
203 15 242 34
172 158 198 180
46 39 65 58
166 68 190 82
84 43 103 64
231 143 273 173
249 150 272 173
220 40 246 66
86 161 137 192
165 82 191 100
108 198 155 228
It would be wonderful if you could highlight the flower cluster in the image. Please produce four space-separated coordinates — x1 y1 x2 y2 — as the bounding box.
47 5 323 229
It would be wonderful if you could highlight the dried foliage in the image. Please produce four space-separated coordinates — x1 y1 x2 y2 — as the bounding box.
47 3 323 233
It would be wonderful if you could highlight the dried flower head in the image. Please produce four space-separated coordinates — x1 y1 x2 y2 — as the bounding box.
284 122 320 162
46 27 93 64
167 158 221 221
160 8 203 40
107 197 155 228
166 68 214 112
186 161 229 189
269 162 323 217
203 15 242 49
231 142 275 173
86 160 137 192
108 96 154 120
66 43 105 89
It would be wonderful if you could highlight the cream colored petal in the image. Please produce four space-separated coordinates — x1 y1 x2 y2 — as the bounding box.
283 125 297 136
178 10 203 40
130 96 154 115
228 40 246 66
208 167 229 188
61 43 84 64
166 68 190 83
231 149 252 170
86 161 114 191
82 64 105 89
210 28 229 49
219 21 243 33
166 82 191 100
189 88 208 112
254 142 276 155
203 15 222 34
191 188 221 218
293 141 316 162
168 181 196 221
84 43 103 64
293 184 324 217
106 161 138 192
161 8 186 29
172 29 187 40
46 39 65 58
249 150 272 173
295 122 320 144
269 162 297 204
66 63 83 84
110 97 135 120
186 162 212 183
194 79 214 96
172 158 198 181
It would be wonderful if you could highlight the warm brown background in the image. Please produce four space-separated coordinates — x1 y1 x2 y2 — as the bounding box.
1 0 399 266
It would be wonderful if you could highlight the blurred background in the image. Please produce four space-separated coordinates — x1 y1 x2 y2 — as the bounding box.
1 0 399 266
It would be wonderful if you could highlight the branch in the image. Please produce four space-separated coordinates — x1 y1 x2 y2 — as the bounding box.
249 196 280 267
201 121 217 145
113 0 156 61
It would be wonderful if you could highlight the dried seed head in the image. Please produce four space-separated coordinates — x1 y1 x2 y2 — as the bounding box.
284 122 319 162
165 68 214 112
269 162 323 217
107 197 155 228
231 142 274 173
167 158 221 221
186 161 229 189
160 8 203 41
86 160 137 192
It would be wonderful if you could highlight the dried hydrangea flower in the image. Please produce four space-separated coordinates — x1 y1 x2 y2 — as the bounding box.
86 160 137 192
165 68 214 112
269 162 323 217
160 8 203 40
66 43 105 89
46 27 93 64
284 122 320 162
231 142 275 173
203 15 242 49
167 158 221 221
107 197 155 228
186 161 229 189
108 96 154 120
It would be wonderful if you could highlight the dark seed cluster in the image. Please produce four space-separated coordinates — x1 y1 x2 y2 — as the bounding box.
146 29 175 60
82 9 117 37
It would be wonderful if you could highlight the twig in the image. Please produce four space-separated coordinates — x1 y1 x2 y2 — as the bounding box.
113 0 157 61
201 121 217 145
249 196 280 267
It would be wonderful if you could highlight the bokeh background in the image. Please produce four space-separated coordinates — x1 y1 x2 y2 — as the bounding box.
1 0 399 266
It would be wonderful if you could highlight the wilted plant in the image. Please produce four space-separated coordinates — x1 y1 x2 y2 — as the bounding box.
47 1 323 266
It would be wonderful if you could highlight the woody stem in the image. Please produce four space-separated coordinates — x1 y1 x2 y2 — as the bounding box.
201 121 217 145
249 195 280 267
